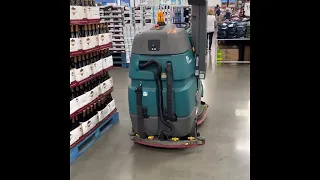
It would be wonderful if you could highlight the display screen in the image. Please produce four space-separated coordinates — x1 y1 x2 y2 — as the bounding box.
148 40 160 51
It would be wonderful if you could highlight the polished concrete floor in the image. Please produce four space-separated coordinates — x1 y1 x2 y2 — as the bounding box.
70 53 250 180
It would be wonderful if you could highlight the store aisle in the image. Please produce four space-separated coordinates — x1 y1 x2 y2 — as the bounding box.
70 53 250 180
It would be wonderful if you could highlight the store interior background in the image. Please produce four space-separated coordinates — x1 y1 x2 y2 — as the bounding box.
70 0 250 179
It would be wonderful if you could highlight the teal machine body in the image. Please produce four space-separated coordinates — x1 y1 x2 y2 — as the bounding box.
128 0 208 141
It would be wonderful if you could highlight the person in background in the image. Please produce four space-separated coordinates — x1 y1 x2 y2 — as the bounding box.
215 5 221 17
207 8 216 51
225 9 231 20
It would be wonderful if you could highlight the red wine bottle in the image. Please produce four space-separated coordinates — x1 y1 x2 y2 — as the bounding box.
75 86 80 97
86 107 91 121
71 25 75 38
97 100 101 111
70 88 75 100
93 103 97 115
73 56 78 69
80 110 87 123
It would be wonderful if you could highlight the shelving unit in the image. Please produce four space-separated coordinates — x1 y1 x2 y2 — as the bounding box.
100 5 126 67
70 1 119 164
123 7 135 67
159 4 172 24
172 5 192 27
215 38 251 64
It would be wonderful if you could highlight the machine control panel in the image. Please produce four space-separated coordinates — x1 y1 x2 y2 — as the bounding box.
148 40 160 51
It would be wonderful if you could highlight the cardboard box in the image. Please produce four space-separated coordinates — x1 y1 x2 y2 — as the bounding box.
244 46 250 61
219 46 239 61
70 125 83 146
224 49 239 61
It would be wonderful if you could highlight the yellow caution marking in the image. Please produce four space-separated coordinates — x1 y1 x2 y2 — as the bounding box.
188 136 195 140
172 137 179 142
185 143 189 146
135 134 140 137
148 136 154 140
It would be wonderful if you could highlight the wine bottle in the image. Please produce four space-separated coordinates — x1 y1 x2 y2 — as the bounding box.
84 0 88 6
81 110 87 123
104 23 108 33
84 25 88 37
73 56 78 69
95 24 99 35
71 57 75 69
88 24 92 36
75 25 81 38
90 105 94 118
70 117 74 131
71 25 75 38
79 84 84 95
71 88 75 100
89 53 93 64
75 86 80 97
84 82 88 93
97 100 101 111
93 103 97 115
74 0 79 6
86 107 91 121
92 0 96 7
99 24 103 34
75 116 80 128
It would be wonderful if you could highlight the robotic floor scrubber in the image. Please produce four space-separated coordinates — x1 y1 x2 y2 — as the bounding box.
128 0 208 148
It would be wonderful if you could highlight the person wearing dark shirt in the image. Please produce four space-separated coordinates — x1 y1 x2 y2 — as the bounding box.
225 9 231 20
215 5 221 16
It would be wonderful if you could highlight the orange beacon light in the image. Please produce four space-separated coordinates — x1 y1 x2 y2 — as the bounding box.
157 11 165 23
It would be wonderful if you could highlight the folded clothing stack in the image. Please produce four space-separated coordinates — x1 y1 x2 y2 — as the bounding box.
217 23 228 39
245 21 250 38
236 22 247 38
227 23 237 39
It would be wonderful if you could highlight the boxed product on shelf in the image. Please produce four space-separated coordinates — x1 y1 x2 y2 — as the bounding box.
78 92 90 109
74 66 88 82
93 56 103 74
85 6 100 20
219 46 239 61
98 104 110 122
103 55 113 69
81 114 99 134
98 32 112 46
88 85 101 102
100 77 113 94
70 6 85 21
70 97 79 115
70 125 83 145
70 69 76 84
108 99 116 113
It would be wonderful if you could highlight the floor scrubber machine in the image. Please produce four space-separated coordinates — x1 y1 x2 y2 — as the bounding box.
128 0 208 148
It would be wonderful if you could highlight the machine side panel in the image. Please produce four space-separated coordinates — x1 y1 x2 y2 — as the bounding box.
131 28 191 55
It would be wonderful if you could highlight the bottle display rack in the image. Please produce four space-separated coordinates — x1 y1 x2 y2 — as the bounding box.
70 0 119 164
